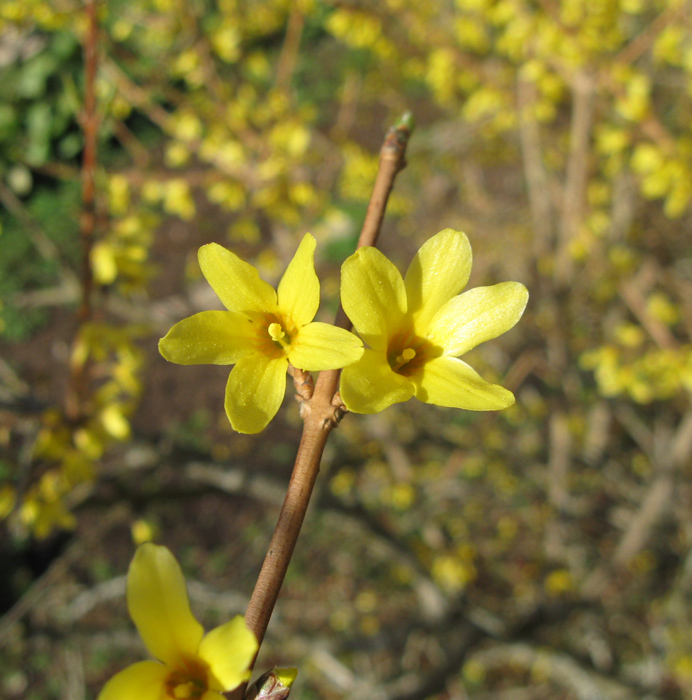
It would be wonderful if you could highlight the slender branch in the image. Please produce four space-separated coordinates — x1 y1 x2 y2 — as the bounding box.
79 0 99 325
65 0 99 422
554 70 593 286
517 79 553 258
275 2 305 94
229 114 414 698
242 420 331 648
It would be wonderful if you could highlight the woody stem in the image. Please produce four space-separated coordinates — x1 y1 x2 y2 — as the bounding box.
228 114 413 699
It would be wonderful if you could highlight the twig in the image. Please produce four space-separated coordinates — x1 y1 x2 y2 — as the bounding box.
516 79 553 258
619 262 678 350
467 642 641 700
0 183 63 264
275 2 305 94
545 411 571 560
613 411 692 566
78 0 99 325
0 504 129 648
229 113 414 698
583 410 692 598
65 0 99 423
555 71 594 286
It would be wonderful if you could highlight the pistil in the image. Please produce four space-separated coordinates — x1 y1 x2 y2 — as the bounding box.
268 322 290 349
391 347 416 372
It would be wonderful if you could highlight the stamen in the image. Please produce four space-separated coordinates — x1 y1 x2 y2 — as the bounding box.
173 683 193 699
396 348 416 364
165 668 207 700
390 346 418 373
268 322 285 341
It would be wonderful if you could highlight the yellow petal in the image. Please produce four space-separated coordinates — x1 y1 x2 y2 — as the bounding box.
159 311 256 365
287 322 363 371
277 233 320 327
127 543 204 667
198 243 277 315
97 661 168 700
404 229 472 335
199 616 258 692
341 247 407 351
411 356 514 410
340 349 415 413
224 355 288 433
428 282 529 357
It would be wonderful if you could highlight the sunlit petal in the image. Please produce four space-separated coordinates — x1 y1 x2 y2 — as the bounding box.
412 356 515 410
277 234 320 327
341 247 407 351
404 229 472 335
428 282 529 357
225 355 288 434
287 322 363 371
159 311 256 365
127 543 204 666
96 661 167 700
199 616 258 692
340 350 415 413
198 243 277 315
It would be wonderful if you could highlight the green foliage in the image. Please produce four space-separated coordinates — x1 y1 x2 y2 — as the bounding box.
0 29 82 181
0 180 80 340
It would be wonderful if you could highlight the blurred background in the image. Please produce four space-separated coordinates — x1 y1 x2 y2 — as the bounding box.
2 0 692 698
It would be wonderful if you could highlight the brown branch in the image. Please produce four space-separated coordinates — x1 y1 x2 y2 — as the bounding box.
228 114 414 699
555 71 594 286
330 112 415 332
618 265 678 350
614 4 684 67
517 79 553 258
275 3 305 94
79 0 99 325
65 0 99 423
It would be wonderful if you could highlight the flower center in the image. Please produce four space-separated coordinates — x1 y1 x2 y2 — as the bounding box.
391 347 417 372
387 326 442 377
165 666 208 700
268 322 289 347
249 313 296 359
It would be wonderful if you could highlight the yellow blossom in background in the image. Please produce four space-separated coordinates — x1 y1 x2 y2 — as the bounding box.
160 234 363 433
97 543 257 700
340 229 528 413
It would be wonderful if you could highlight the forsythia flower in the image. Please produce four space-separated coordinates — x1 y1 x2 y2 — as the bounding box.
339 229 528 413
160 234 363 433
97 543 257 700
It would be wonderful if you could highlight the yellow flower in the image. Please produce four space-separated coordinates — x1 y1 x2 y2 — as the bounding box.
159 234 363 433
339 229 528 413
98 543 257 700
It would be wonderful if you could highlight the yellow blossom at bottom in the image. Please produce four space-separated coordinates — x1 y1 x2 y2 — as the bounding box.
97 543 257 700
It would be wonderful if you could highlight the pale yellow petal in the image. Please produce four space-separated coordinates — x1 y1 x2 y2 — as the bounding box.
97 661 168 700
404 229 472 335
411 356 514 410
127 543 203 666
224 355 288 433
277 233 320 327
159 311 256 365
340 349 415 413
199 616 258 692
341 247 407 351
428 282 529 357
287 322 363 371
198 243 277 314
